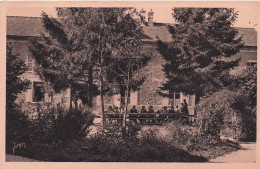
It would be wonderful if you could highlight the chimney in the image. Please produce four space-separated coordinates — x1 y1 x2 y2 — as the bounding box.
148 9 154 27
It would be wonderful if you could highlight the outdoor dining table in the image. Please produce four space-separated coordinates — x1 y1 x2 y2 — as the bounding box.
104 113 124 119
104 113 192 124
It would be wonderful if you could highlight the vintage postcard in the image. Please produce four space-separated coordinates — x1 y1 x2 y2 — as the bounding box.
0 1 259 169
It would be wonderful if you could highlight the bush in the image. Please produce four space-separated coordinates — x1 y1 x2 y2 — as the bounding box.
11 119 240 162
27 105 95 143
6 106 32 154
195 88 256 141
137 121 241 159
17 130 207 162
138 121 201 151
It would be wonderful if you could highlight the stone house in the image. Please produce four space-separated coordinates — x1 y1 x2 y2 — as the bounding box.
6 13 257 115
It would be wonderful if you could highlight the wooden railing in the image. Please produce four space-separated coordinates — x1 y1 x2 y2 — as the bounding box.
103 113 196 125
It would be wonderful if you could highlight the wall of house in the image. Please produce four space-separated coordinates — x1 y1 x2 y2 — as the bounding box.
7 17 256 117
92 43 196 115
8 37 71 110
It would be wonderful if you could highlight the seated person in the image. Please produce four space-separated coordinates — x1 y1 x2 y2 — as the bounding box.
106 106 114 123
157 107 164 123
113 106 120 114
130 105 138 124
147 106 155 123
168 105 175 113
147 106 155 113
159 106 168 122
139 106 147 124
113 107 122 124
161 106 168 114
130 106 138 113
175 105 180 113
140 106 147 113
107 106 113 114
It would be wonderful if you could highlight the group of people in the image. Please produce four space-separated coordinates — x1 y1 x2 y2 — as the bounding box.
105 99 189 115
106 106 120 114
105 99 189 124
129 99 189 115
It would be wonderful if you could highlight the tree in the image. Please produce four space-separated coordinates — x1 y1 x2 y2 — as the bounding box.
29 11 94 109
30 8 147 128
105 11 150 128
54 8 102 108
88 8 148 128
157 8 243 101
6 43 29 108
6 43 30 150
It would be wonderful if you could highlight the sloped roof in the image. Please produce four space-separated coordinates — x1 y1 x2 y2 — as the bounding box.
236 27 257 46
142 26 172 42
7 16 257 46
7 16 45 37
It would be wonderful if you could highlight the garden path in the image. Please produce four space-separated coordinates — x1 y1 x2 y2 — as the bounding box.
210 142 256 163
6 154 39 162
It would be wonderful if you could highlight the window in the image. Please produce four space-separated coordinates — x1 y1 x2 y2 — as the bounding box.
33 82 44 102
120 88 130 105
26 55 33 72
174 93 180 106
169 89 174 105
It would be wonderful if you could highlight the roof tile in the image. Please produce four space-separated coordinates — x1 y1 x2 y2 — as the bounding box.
7 16 257 46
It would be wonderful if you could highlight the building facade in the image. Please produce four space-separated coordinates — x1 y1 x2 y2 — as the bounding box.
6 14 257 115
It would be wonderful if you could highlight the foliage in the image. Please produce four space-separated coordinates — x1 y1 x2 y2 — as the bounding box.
231 64 257 109
13 121 241 162
230 65 257 141
139 122 201 150
6 43 29 108
6 43 30 154
195 65 256 141
31 8 149 124
15 129 207 162
102 8 151 127
6 108 32 153
29 10 98 108
195 87 256 141
26 105 95 143
156 8 243 99
195 89 240 140
138 121 240 159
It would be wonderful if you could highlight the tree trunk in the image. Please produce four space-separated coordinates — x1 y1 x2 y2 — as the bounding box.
100 51 105 128
87 66 93 108
69 86 72 109
123 63 131 129
99 13 105 129
123 87 129 129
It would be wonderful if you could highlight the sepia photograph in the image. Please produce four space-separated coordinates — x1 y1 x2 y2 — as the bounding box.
0 1 259 168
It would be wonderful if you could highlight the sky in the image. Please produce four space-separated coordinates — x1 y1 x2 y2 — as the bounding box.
6 2 259 28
